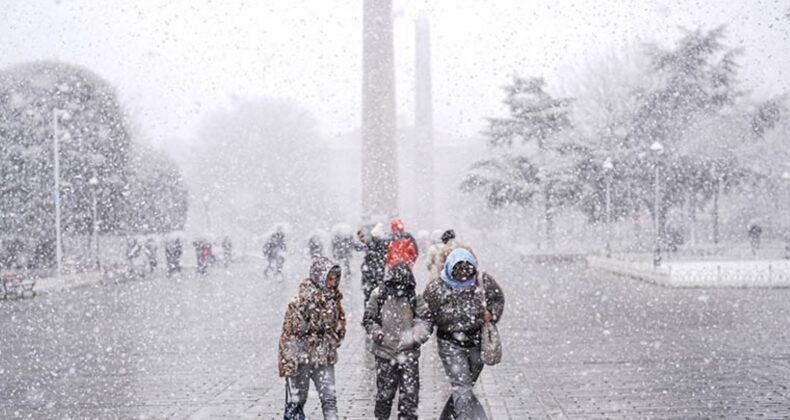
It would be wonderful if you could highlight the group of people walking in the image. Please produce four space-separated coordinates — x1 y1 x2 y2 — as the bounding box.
278 218 505 420
125 235 232 277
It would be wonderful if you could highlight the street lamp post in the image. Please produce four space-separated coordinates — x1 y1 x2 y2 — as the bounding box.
650 141 664 267
52 109 71 278
603 157 614 258
88 175 100 271
782 171 790 259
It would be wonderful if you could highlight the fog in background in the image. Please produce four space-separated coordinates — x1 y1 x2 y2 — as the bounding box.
2 0 789 254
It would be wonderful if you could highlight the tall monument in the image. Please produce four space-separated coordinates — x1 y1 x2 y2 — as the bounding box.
414 12 435 230
362 0 398 218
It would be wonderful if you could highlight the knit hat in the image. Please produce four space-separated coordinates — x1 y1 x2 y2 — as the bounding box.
391 217 405 233
440 229 456 244
370 222 385 238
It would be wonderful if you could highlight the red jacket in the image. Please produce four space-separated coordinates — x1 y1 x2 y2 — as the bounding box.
386 231 419 269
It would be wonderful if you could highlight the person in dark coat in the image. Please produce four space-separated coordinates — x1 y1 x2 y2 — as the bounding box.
422 248 505 420
165 237 183 275
264 229 287 277
358 223 389 307
194 239 213 275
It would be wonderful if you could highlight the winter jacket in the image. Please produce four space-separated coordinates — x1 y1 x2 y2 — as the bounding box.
386 231 419 269
363 263 431 360
425 243 443 276
422 271 504 338
278 257 346 377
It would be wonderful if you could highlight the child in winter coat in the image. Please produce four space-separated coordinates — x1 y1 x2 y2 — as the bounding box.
279 257 346 420
363 262 431 420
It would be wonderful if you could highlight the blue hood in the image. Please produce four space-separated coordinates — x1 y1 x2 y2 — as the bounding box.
441 248 478 289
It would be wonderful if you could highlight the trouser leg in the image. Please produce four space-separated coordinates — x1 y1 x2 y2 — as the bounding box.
397 352 420 420
375 357 399 420
437 339 488 420
286 367 311 408
311 364 338 420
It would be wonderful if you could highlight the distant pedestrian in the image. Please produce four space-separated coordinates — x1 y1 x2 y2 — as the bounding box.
165 237 183 275
279 257 346 420
308 233 324 261
422 248 505 420
264 228 287 277
194 239 213 275
126 237 142 275
386 218 419 270
749 224 763 257
221 236 233 267
144 238 158 273
363 262 431 420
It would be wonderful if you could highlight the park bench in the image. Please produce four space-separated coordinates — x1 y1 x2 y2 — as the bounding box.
1 271 36 299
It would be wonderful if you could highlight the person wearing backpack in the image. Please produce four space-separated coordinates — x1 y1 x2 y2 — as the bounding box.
278 257 346 420
422 248 505 420
386 218 419 270
363 262 431 420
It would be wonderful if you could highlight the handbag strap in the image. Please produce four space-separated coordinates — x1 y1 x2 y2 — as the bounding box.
477 274 487 312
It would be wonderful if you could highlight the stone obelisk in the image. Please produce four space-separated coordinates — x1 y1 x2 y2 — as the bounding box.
414 12 434 230
362 0 398 219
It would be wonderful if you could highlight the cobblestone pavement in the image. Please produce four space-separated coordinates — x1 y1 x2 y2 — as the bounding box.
1 256 789 419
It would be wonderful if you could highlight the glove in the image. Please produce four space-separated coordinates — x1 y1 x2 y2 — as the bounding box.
396 330 416 352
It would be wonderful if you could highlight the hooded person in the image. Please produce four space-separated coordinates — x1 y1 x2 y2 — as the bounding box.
363 262 431 420
386 218 419 270
422 248 505 420
278 257 346 420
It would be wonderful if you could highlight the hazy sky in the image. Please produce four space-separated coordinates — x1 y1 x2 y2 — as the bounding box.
2 0 788 153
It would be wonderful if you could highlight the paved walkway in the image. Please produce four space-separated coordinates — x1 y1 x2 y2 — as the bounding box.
1 257 789 418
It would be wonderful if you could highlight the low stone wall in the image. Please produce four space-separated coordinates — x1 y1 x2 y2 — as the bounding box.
587 256 671 286
588 256 790 288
